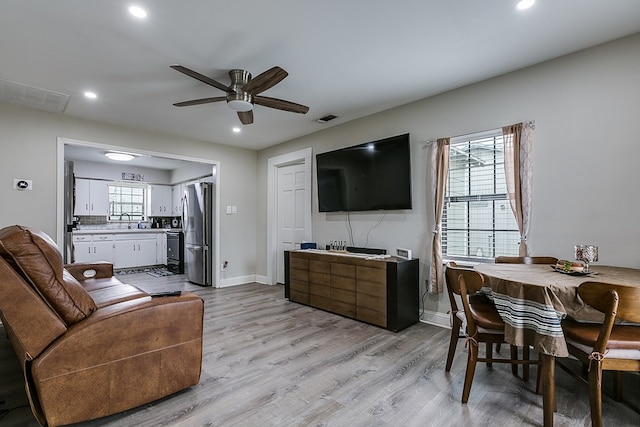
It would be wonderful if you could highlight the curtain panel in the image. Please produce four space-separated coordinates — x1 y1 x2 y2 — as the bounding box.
429 138 450 293
502 122 534 256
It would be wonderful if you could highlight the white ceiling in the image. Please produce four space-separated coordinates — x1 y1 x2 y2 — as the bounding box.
2 1 640 152
64 144 198 170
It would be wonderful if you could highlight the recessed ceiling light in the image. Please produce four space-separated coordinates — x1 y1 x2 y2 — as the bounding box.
232 127 241 133
128 5 147 18
516 0 535 10
105 152 135 162
84 91 97 99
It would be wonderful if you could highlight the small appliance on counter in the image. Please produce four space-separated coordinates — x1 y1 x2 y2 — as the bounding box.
171 218 181 228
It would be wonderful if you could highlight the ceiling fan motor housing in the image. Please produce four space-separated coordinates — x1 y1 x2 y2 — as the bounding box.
227 69 253 111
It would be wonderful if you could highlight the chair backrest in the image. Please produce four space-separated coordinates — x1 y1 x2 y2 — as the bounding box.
495 256 558 265
444 262 460 313
444 262 485 296
576 282 627 354
579 281 640 324
456 271 487 338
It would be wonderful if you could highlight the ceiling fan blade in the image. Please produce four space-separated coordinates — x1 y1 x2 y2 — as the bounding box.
238 110 254 125
173 97 226 107
170 65 232 93
241 66 288 95
254 96 309 114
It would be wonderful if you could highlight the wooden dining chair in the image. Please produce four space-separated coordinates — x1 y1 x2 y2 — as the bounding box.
445 263 538 403
560 281 640 427
444 261 503 372
494 256 558 265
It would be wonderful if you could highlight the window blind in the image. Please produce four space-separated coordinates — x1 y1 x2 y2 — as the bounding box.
442 130 519 260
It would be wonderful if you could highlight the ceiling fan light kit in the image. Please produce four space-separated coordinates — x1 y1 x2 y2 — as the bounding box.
171 65 309 125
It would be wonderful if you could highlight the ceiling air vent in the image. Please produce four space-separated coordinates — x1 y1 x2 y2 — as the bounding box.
0 79 70 113
314 114 338 124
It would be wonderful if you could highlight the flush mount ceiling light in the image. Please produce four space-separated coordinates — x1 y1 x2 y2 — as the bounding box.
128 5 147 18
84 91 97 99
232 127 241 133
516 0 535 10
105 152 135 162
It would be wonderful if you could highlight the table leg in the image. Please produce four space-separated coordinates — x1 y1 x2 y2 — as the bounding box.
542 353 556 427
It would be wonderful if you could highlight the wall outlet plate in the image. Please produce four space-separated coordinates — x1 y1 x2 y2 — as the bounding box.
396 248 411 259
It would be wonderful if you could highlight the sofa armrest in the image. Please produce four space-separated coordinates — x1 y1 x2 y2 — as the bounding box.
64 261 114 281
29 292 204 426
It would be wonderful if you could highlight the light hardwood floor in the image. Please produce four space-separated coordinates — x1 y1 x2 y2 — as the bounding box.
1 272 639 426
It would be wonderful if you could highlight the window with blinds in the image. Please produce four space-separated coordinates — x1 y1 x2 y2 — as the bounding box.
441 130 520 261
108 183 146 222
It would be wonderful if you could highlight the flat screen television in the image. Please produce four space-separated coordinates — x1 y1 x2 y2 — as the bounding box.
316 133 412 212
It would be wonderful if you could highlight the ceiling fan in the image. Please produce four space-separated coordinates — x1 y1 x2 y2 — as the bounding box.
170 65 309 125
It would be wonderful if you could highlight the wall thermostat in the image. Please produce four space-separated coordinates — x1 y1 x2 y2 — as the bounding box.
13 179 33 191
396 248 412 259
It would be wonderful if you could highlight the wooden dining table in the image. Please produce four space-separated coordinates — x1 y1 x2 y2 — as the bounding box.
474 263 640 427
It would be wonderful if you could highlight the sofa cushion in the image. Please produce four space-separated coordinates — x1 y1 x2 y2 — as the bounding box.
0 225 97 325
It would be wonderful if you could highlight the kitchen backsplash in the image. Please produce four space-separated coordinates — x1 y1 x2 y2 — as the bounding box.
75 216 180 230
76 215 107 226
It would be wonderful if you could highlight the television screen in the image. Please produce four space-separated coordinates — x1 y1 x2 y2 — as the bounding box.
316 133 412 212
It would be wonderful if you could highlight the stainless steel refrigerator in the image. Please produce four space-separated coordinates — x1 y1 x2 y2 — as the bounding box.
182 182 215 286
63 160 76 264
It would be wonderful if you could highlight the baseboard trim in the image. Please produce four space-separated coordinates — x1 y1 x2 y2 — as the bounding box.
254 275 269 285
419 310 451 329
218 275 255 288
217 274 277 288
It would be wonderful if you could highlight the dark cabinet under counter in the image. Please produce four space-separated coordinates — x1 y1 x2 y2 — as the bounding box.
284 250 419 332
166 231 184 273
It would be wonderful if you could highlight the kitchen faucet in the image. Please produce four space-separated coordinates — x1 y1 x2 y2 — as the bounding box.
119 213 132 229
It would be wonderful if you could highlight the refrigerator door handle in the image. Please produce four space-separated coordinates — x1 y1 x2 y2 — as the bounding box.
182 192 188 234
203 245 209 286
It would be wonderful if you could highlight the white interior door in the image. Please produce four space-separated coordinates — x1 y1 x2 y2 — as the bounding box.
276 163 307 284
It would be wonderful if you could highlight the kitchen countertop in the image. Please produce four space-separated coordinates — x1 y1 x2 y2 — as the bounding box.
73 228 181 235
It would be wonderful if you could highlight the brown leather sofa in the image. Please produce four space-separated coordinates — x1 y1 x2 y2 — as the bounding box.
0 225 204 426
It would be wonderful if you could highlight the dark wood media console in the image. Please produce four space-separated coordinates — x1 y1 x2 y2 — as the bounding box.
284 250 419 332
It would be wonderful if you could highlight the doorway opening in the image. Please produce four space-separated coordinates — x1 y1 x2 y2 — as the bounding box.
56 137 221 287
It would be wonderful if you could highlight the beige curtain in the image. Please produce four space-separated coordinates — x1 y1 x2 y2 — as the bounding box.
429 138 450 293
502 122 534 256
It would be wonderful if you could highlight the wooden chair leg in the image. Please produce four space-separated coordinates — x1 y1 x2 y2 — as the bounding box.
496 342 502 353
462 341 478 403
486 342 493 368
446 316 461 372
523 345 530 381
613 371 623 402
536 353 543 395
588 363 604 427
510 345 518 375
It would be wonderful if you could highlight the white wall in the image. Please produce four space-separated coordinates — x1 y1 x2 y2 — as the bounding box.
257 33 640 320
0 105 258 282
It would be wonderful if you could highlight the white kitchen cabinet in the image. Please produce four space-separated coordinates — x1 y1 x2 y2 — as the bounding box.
156 232 167 265
73 235 92 263
148 185 173 217
114 233 158 268
172 183 185 216
74 179 109 216
72 234 115 263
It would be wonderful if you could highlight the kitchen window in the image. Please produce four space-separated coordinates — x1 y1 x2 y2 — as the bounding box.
441 130 520 261
108 183 146 222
